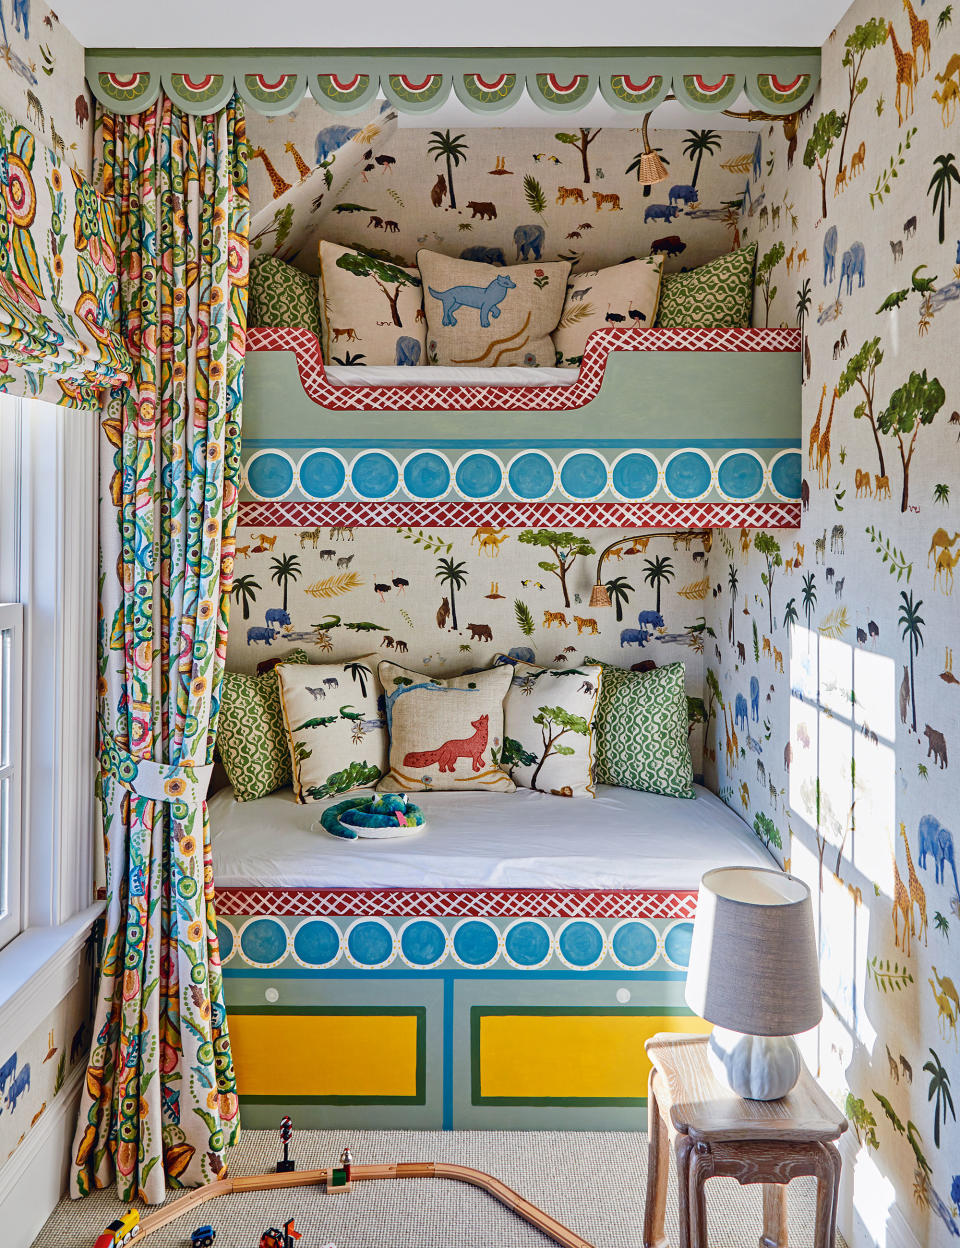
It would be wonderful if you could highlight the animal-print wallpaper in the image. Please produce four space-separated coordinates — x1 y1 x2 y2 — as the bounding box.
0 0 91 174
705 0 960 1241
225 526 713 774
245 103 754 281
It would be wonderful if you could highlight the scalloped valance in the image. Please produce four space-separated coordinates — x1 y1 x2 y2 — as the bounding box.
86 46 820 119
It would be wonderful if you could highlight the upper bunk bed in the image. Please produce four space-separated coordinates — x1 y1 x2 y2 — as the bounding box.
88 46 814 529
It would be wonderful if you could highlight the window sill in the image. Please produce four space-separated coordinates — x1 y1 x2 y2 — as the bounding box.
0 901 104 1045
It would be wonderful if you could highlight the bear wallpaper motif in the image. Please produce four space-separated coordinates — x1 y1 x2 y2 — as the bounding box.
703 0 960 1242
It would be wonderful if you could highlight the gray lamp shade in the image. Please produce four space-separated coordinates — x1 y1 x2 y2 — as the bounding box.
684 866 822 1036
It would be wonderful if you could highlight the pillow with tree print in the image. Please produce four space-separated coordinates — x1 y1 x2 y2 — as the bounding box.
417 249 569 367
376 661 515 793
494 655 603 798
318 240 425 366
552 256 663 366
217 650 308 801
584 659 694 798
249 256 322 338
654 244 757 329
277 656 388 802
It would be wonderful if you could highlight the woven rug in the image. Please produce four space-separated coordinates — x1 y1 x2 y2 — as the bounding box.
34 1129 838 1247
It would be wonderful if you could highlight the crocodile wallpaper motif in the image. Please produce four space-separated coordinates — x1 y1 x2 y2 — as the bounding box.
704 0 960 1241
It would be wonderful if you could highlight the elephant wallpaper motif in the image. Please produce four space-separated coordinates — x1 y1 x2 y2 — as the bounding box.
245 104 755 286
224 526 713 775
703 0 960 1241
0 0 92 175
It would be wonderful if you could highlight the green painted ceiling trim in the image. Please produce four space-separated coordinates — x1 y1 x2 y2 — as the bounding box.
86 47 820 119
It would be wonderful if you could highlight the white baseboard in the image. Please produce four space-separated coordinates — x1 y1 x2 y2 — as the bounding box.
0 1063 83 1248
835 1129 924 1248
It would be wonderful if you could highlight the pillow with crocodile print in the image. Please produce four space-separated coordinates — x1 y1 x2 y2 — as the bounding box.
376 661 515 793
248 256 322 338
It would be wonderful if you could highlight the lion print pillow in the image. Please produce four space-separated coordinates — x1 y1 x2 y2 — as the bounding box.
318 240 426 367
376 661 515 792
417 249 569 367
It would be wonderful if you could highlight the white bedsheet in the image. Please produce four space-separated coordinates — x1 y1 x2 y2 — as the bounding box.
209 783 775 891
323 365 577 388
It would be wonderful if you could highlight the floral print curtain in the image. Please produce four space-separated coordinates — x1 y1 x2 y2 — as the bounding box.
71 94 249 1203
0 103 132 405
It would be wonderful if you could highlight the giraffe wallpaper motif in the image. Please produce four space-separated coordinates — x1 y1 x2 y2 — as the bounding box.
704 0 960 1242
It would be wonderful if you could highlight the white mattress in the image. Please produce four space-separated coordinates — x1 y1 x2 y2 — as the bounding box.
323 365 577 387
208 783 775 891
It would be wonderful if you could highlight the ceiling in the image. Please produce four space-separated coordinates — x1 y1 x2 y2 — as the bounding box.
57 0 847 51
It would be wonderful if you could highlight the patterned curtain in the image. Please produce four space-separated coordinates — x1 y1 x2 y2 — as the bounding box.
71 94 249 1203
0 104 132 406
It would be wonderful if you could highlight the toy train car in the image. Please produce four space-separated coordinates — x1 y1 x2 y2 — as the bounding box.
191 1227 216 1248
93 1210 140 1248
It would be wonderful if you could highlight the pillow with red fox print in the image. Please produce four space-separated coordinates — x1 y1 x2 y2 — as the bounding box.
376 661 515 793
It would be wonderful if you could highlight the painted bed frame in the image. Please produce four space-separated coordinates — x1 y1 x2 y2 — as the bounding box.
216 883 709 1131
239 326 802 530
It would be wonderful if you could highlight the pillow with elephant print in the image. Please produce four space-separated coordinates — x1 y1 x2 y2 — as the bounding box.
552 256 664 367
318 240 426 367
276 657 388 802
416 249 569 367
376 661 515 793
493 655 603 798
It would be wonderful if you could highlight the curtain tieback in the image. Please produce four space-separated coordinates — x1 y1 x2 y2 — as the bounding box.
98 731 213 806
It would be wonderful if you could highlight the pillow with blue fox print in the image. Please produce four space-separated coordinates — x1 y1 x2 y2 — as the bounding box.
376 660 515 793
417 249 569 367
277 656 388 802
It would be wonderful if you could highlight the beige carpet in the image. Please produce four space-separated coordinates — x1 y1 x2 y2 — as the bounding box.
34 1129 838 1247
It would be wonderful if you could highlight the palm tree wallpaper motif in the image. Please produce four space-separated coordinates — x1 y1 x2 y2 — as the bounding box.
727 564 739 644
435 556 468 631
927 152 959 244
683 129 722 187
801 572 817 628
428 130 468 210
231 574 260 620
642 555 675 615
899 589 925 734
270 553 302 612
923 1049 955 1148
604 575 633 622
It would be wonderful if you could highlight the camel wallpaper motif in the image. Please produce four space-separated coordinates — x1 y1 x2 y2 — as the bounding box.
704 0 960 1241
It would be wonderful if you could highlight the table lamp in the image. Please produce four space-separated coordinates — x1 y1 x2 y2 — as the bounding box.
684 866 822 1100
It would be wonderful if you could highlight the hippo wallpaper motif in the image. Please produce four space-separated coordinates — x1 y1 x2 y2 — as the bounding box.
703 0 960 1241
245 103 754 284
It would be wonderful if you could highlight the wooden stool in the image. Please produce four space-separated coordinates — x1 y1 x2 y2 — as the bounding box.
642 1033 847 1248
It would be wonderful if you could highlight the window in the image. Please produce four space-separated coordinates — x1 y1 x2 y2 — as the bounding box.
0 602 22 950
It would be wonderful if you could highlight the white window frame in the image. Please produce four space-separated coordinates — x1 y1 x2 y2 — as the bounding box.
0 602 23 950
0 393 103 1036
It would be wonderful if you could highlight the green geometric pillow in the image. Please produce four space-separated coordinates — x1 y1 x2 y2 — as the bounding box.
249 256 322 339
584 659 694 798
654 244 757 329
216 651 308 801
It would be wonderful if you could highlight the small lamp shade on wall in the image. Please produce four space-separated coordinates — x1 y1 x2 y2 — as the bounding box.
685 866 822 1100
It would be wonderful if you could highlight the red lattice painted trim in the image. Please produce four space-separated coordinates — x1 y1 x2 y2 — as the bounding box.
247 326 800 414
238 500 801 530
216 886 700 921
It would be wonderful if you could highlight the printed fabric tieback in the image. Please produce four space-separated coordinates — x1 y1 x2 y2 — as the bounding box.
98 728 213 807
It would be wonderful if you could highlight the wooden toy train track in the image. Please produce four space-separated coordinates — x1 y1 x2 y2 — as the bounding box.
108 1162 597 1248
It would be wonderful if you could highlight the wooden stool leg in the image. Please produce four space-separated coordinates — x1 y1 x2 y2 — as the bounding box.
675 1135 694 1248
760 1184 788 1248
822 1143 842 1248
643 1069 670 1248
688 1145 712 1248
813 1143 838 1248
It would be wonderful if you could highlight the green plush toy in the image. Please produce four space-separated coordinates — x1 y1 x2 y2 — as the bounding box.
318 792 425 840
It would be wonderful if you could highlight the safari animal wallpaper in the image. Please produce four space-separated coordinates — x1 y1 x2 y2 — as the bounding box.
245 104 755 285
703 0 960 1241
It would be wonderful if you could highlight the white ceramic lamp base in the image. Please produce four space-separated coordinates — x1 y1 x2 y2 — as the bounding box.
707 1027 802 1101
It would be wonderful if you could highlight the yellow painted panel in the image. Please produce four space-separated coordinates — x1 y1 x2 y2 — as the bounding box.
231 1013 419 1097
479 1014 711 1099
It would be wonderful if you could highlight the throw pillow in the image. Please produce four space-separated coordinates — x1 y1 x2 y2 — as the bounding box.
277 657 388 802
377 661 515 793
654 244 757 329
417 249 569 367
552 256 663 366
249 256 322 339
584 659 694 798
318 240 425 366
494 655 603 797
217 650 308 802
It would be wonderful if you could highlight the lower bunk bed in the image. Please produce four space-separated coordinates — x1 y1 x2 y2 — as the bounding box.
210 782 774 1131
